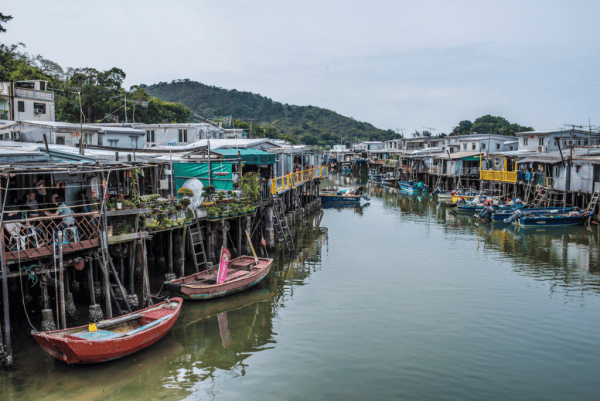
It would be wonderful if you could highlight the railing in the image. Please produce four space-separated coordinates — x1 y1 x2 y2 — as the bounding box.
271 166 328 195
429 166 444 175
2 211 100 261
479 170 517 183
14 88 54 100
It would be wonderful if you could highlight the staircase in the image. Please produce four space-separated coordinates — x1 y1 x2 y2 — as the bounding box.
273 195 294 250
187 219 209 272
531 186 552 208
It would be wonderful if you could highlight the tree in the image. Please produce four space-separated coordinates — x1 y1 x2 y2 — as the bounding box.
413 130 421 138
422 130 432 137
458 120 473 134
0 13 12 33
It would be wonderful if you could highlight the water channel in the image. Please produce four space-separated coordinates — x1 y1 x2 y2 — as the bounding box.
3 173 600 400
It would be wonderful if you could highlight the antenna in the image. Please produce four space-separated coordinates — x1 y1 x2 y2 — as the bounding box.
423 127 435 137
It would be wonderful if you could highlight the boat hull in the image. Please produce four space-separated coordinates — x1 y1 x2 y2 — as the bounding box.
320 194 362 203
513 213 591 227
31 298 183 364
165 257 272 301
491 207 575 222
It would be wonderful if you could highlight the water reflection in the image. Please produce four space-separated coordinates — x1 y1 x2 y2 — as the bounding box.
360 174 600 298
1 222 329 400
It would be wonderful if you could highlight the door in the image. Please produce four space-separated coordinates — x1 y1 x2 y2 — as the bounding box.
593 165 600 192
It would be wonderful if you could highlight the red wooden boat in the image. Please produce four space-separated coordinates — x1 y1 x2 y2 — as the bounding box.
164 256 273 300
31 298 183 364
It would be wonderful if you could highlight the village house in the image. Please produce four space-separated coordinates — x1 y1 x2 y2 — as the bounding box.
0 120 147 148
0 80 56 122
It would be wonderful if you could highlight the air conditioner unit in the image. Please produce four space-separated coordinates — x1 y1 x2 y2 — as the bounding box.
537 145 547 152
34 108 43 114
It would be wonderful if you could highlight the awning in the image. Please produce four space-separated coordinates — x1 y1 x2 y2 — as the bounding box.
173 162 233 191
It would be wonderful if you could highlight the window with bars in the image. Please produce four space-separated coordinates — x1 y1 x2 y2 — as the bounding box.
178 129 188 142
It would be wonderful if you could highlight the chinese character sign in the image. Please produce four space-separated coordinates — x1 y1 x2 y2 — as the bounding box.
217 246 231 284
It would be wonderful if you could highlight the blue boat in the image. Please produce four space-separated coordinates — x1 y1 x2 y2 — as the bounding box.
491 207 575 223
512 210 592 227
457 203 522 214
399 181 428 193
320 193 370 204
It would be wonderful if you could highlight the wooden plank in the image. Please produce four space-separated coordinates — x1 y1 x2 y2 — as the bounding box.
96 313 143 329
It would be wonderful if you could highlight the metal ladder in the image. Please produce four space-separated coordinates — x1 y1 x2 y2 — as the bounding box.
93 250 133 315
531 186 552 207
187 219 209 272
293 189 302 209
587 189 600 213
273 195 294 250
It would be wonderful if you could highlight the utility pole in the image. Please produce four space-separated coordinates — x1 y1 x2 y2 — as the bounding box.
247 118 257 138
124 92 128 124
78 91 85 155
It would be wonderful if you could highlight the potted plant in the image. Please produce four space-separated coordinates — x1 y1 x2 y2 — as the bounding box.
179 198 191 209
177 187 194 197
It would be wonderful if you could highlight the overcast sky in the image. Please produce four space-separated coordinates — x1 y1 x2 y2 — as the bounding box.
3 1 600 134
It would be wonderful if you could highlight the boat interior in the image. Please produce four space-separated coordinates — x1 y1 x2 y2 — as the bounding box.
47 302 179 340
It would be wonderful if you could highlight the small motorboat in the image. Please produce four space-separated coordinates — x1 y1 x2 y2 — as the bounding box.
399 181 428 193
511 210 592 227
381 174 398 186
164 256 273 300
491 207 575 223
32 298 183 364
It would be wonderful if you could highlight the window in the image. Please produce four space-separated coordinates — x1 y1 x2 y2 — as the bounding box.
84 134 92 144
39 81 46 91
178 129 188 142
56 136 65 145
33 103 46 114
108 139 119 147
555 139 560 147
146 130 155 143
463 144 467 150
576 165 582 173
539 137 544 146
496 143 501 150
472 143 476 150
553 166 560 177
18 101 24 113
130 136 138 148
509 146 514 151
481 143 486 150
523 138 528 146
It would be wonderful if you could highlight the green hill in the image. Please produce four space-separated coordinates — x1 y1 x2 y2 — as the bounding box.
141 80 397 146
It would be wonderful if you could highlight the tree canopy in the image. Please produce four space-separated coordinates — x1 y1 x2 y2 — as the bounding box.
143 80 399 147
0 39 191 124
453 115 533 136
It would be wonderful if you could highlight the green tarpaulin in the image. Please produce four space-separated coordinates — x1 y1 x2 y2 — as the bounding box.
212 148 276 165
174 162 233 192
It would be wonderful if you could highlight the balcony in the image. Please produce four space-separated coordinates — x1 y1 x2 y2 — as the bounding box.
14 88 54 101
2 211 100 262
479 170 517 183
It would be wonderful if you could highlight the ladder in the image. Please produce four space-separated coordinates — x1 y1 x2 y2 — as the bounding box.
587 189 600 213
273 195 294 250
187 219 209 272
531 186 552 208
93 251 133 315
293 189 302 209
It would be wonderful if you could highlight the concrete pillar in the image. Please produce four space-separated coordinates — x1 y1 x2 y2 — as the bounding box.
41 309 57 332
245 216 252 254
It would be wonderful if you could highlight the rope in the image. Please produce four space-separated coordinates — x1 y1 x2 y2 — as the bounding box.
20 264 40 286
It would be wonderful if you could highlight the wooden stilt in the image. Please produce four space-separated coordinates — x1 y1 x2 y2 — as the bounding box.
58 232 66 330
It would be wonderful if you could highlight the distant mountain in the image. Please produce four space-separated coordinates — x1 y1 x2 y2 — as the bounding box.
141 80 398 146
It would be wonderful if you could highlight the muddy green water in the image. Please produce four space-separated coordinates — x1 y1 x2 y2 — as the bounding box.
3 173 600 400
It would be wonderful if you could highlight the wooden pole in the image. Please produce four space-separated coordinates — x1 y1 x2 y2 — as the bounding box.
88 259 96 305
180 224 187 278
169 231 174 274
0 230 11 364
58 232 67 330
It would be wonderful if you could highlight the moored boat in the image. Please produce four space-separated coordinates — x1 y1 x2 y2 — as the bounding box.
491 207 575 223
399 181 428 193
31 298 183 364
164 256 273 300
512 210 592 227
